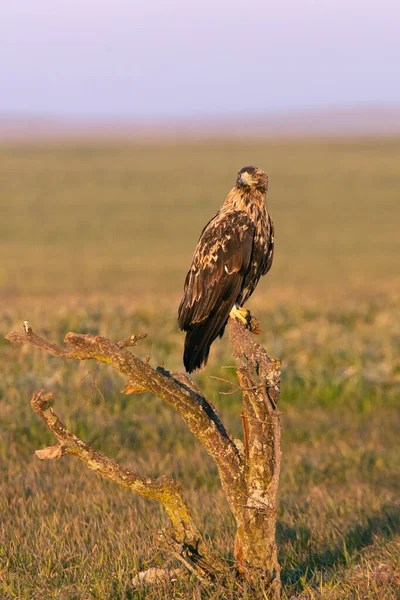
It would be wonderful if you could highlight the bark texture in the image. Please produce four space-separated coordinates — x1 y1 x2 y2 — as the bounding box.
6 316 282 595
229 319 282 595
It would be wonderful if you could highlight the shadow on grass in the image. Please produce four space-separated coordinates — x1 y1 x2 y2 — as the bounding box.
279 504 400 590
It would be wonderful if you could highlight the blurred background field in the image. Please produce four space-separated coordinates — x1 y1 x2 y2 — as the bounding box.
1 137 399 599
1 137 399 296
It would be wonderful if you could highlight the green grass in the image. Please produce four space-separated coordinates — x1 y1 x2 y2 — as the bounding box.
0 138 399 598
1 294 399 599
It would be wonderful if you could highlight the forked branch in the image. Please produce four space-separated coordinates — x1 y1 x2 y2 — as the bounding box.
6 323 244 579
6 324 244 504
7 319 282 593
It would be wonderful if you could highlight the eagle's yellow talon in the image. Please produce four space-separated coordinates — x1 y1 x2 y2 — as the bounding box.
230 306 261 334
229 305 248 325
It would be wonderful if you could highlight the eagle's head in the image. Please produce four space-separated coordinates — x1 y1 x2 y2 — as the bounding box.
236 166 268 193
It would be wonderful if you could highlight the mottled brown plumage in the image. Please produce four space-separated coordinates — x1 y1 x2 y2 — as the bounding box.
178 166 274 373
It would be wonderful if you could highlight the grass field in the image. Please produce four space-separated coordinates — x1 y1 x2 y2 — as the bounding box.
0 138 399 599
1 137 399 295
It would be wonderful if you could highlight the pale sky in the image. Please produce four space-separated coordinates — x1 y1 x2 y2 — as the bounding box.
1 0 399 119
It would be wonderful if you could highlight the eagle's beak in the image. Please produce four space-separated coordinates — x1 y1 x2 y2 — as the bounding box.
239 172 251 186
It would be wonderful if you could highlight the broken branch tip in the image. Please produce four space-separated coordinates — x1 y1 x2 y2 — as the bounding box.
35 444 64 460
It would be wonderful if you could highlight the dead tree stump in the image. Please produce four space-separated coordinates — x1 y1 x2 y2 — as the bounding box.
6 317 282 597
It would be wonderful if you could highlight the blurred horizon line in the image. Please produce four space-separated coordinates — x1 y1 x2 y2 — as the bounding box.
1 104 399 141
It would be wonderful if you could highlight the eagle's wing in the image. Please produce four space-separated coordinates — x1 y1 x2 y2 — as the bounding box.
239 211 274 306
262 213 274 275
178 210 255 372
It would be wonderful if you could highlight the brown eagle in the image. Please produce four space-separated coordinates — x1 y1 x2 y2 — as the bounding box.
178 166 274 373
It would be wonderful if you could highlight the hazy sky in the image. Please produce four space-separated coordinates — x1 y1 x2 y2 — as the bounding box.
1 0 399 119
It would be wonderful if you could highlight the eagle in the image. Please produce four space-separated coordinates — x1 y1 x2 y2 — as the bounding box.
178 166 274 373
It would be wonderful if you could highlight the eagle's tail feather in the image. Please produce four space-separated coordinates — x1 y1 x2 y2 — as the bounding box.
183 319 227 373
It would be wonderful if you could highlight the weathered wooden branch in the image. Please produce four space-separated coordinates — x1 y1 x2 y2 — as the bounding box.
6 317 282 595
